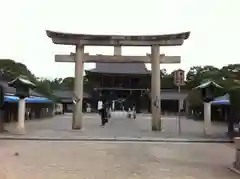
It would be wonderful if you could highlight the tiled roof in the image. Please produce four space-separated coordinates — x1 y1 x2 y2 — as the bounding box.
53 90 90 99
86 63 150 74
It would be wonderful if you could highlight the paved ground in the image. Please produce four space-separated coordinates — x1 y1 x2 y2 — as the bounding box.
2 112 229 141
0 113 238 178
0 141 238 179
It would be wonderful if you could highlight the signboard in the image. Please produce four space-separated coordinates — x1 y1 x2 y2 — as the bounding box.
174 70 185 86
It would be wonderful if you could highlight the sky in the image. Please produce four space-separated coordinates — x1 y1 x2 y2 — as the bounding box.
0 0 239 79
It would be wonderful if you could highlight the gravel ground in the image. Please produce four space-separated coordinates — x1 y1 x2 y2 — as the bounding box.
0 141 238 179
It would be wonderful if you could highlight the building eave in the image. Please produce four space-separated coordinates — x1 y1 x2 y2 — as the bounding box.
46 30 190 46
85 70 150 75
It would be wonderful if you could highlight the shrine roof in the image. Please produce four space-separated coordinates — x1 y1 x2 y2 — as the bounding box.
86 63 150 75
46 30 190 46
53 90 90 99
0 80 43 97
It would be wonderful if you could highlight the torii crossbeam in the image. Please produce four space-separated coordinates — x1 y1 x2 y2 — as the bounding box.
55 53 181 63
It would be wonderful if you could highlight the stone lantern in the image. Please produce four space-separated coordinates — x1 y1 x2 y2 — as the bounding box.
8 75 36 134
194 80 223 135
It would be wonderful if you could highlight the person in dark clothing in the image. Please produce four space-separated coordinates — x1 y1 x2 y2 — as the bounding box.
100 108 105 126
103 101 109 124
98 100 105 126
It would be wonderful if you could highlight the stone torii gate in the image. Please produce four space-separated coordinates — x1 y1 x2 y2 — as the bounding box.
46 31 190 131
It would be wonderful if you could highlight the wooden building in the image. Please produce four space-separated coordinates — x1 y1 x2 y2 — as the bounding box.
53 90 91 113
85 63 189 113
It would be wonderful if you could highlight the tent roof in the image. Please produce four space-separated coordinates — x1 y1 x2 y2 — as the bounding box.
4 96 52 103
211 94 230 105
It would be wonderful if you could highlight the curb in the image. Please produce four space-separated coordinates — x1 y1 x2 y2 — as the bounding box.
0 136 233 143
228 166 240 175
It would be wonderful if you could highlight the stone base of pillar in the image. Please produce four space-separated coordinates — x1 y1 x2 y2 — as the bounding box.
204 130 212 136
152 122 161 131
152 127 161 131
12 126 26 135
231 138 240 174
72 127 81 130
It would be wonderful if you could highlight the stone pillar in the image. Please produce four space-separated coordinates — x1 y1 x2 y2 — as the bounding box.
72 45 84 130
114 46 122 55
233 138 240 171
16 98 26 134
151 45 161 131
204 102 212 135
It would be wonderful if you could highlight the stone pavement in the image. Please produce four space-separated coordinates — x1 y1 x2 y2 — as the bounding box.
1 112 231 142
0 140 238 179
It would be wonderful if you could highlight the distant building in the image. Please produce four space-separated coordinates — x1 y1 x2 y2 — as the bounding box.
85 63 189 113
53 90 91 113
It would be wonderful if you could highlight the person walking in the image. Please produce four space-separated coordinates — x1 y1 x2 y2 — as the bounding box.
132 105 136 120
104 101 109 123
98 100 105 126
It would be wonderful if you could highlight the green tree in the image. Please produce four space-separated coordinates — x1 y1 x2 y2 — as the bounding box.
186 66 220 88
50 78 63 90
0 59 57 100
0 59 37 82
61 77 74 89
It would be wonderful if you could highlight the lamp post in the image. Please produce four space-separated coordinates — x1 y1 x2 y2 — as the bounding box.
194 80 222 135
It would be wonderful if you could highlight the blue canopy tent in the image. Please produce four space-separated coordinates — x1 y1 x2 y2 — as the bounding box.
211 94 230 105
4 95 52 103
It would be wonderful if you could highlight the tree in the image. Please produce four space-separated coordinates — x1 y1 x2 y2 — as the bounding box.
61 77 74 89
36 79 52 97
186 66 220 89
0 59 59 100
0 59 36 82
50 78 63 90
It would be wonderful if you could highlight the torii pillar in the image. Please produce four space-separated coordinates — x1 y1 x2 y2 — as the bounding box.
114 45 121 55
151 45 161 130
73 45 84 129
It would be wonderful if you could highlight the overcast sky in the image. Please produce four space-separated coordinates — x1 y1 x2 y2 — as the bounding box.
0 0 239 79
